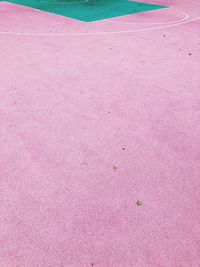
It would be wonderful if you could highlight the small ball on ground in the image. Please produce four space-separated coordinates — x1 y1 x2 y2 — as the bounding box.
136 200 143 206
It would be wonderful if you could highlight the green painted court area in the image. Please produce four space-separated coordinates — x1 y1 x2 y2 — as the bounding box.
1 0 168 22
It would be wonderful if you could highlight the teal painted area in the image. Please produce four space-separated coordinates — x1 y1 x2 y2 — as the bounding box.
1 0 168 22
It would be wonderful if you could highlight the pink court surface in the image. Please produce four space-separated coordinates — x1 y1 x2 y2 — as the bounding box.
0 0 200 266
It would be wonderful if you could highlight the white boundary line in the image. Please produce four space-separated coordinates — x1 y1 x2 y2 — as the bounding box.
105 11 189 25
0 16 199 36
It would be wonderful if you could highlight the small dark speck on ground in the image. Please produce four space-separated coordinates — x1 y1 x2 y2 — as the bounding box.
136 200 143 206
189 53 192 55
163 35 166 37
122 148 125 150
91 263 94 266
113 166 117 171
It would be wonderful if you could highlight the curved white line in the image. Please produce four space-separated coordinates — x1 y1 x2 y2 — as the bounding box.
0 16 199 36
106 11 189 25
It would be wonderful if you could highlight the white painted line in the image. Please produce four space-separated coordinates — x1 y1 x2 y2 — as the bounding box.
105 11 189 25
